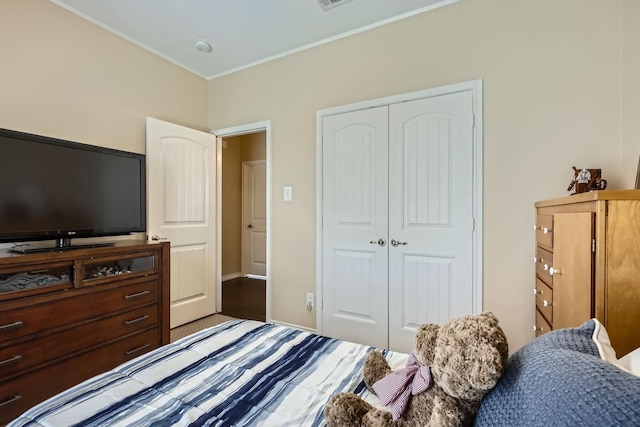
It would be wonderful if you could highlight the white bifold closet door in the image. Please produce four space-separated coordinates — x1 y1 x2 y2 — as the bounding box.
321 91 475 353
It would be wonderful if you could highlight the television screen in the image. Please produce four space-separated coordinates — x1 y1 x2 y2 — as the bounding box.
0 128 146 249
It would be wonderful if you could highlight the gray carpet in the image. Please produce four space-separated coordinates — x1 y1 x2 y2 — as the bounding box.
170 314 238 342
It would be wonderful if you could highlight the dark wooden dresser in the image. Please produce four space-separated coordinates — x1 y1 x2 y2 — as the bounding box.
0 240 170 424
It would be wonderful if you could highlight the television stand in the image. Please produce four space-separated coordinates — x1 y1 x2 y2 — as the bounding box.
9 239 115 254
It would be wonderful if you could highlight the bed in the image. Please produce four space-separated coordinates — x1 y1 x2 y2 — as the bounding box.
8 318 640 426
8 319 407 426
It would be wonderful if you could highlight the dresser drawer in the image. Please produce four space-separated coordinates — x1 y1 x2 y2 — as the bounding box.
534 309 552 337
0 328 159 425
0 304 158 380
535 278 553 324
0 280 159 342
0 261 73 301
535 214 553 248
535 247 554 287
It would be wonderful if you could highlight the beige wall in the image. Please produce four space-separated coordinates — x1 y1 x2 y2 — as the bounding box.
241 132 267 162
623 0 640 187
208 0 627 352
221 133 267 276
1 0 208 154
221 137 243 276
2 0 635 353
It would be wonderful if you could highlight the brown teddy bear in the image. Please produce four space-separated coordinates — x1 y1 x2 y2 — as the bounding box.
324 312 509 427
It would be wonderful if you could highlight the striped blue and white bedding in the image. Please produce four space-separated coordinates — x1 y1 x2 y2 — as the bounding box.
9 320 408 426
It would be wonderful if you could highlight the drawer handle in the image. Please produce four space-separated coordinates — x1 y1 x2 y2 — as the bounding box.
543 300 552 308
0 355 22 367
0 394 22 408
125 343 150 355
124 290 150 300
532 289 538 295
533 325 544 332
549 267 561 276
0 321 23 331
124 315 150 326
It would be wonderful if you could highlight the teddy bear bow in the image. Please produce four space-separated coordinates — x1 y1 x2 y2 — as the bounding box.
372 352 433 421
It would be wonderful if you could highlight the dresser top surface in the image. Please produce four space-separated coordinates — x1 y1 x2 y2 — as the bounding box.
0 240 168 265
535 190 640 208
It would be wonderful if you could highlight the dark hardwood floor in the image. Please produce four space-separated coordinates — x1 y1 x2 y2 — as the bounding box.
221 277 266 321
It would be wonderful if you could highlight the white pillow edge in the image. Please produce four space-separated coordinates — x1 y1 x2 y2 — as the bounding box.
591 318 636 376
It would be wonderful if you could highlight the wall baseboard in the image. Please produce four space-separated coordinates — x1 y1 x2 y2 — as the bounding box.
222 272 243 282
271 319 317 334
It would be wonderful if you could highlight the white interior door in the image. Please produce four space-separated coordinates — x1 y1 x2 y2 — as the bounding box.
388 91 475 353
321 106 389 348
242 160 266 277
321 89 476 352
146 117 216 328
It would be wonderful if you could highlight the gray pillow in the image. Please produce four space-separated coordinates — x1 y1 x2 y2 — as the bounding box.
474 320 640 426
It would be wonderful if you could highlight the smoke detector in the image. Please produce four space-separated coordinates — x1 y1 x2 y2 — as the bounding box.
317 0 355 11
193 39 213 53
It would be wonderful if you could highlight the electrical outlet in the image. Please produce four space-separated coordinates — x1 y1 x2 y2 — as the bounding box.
306 292 314 311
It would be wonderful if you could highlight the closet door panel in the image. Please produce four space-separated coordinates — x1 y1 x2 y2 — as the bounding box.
388 91 475 353
321 106 389 348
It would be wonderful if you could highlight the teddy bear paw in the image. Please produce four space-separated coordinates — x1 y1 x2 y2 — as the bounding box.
324 392 374 427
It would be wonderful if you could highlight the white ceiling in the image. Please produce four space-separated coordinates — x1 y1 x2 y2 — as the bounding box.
50 0 457 80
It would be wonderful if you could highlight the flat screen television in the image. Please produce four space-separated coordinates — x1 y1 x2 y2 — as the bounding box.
0 127 146 253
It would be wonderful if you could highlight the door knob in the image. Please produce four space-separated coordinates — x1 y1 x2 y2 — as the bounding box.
390 239 407 247
369 238 386 246
151 235 167 241
247 224 254 229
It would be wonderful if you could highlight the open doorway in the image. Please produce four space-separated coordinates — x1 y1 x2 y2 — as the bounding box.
213 121 271 323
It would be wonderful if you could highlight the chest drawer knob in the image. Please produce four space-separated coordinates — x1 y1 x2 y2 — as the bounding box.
549 267 561 276
543 300 552 307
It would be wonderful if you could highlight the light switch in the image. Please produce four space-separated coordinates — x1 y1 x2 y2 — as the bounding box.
283 186 292 201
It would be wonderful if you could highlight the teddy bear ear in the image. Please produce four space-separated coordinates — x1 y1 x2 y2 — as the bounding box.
477 311 499 326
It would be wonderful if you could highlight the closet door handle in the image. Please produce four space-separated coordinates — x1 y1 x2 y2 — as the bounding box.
390 239 407 247
369 238 386 246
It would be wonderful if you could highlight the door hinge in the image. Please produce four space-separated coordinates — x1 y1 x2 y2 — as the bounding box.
472 217 476 231
472 113 476 127
592 238 596 253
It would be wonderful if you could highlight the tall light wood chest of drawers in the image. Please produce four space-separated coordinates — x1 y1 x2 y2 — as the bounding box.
0 241 170 424
534 190 640 357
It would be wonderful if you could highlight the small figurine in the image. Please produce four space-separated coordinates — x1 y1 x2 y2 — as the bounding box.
567 166 607 194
